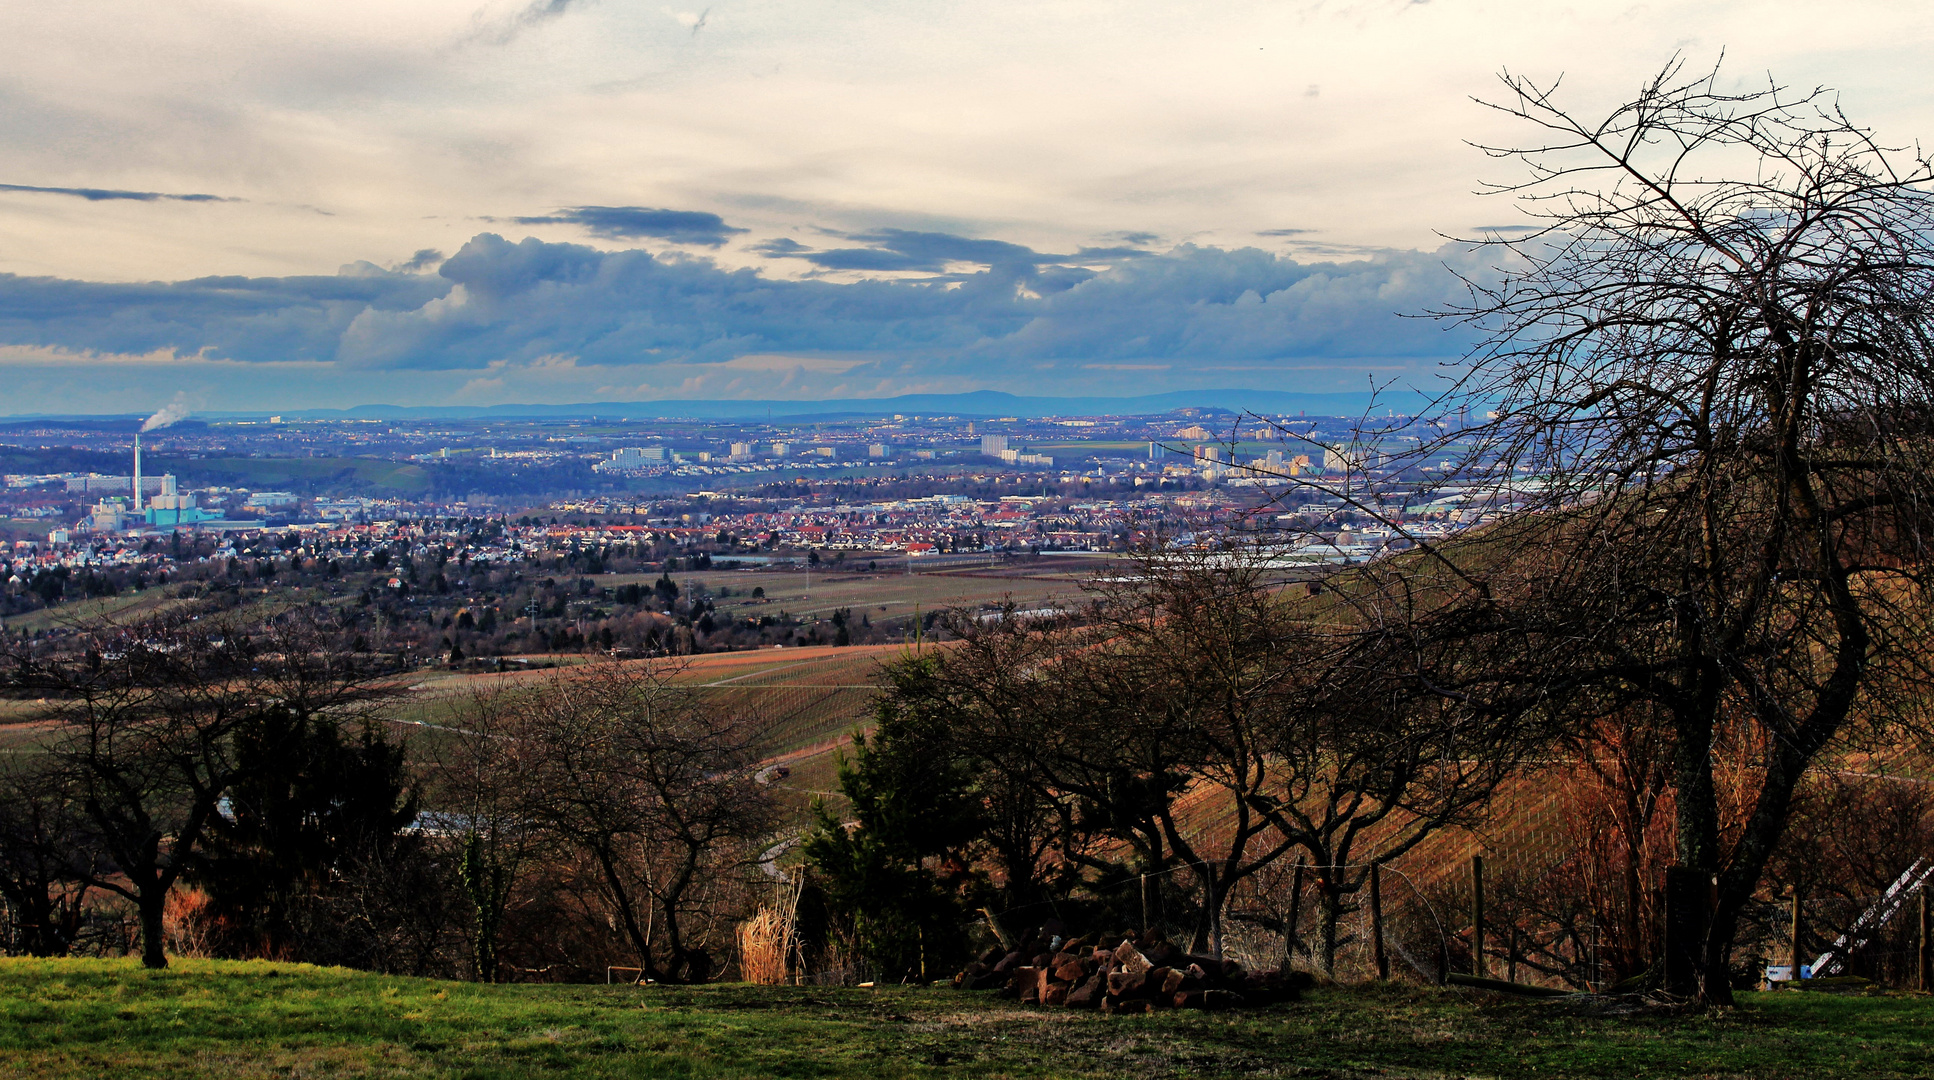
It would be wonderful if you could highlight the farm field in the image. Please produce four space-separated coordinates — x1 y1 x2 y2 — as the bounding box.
0 561 1103 830
0 587 203 636
397 644 907 814
0 958 1928 1079
624 563 1104 623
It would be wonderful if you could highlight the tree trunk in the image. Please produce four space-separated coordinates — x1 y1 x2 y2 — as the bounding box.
19 889 56 957
139 888 168 969
1662 865 1708 997
1317 876 1342 975
1669 680 1723 998
657 850 704 983
1701 903 1739 1006
1190 867 1213 954
591 844 658 980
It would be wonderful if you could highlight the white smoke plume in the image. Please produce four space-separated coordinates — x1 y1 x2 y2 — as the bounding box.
140 394 192 432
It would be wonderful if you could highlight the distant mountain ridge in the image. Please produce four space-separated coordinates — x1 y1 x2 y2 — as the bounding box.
3 388 1443 423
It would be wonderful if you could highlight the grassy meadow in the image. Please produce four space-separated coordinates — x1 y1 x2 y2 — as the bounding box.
669 563 1102 623
0 958 1927 1079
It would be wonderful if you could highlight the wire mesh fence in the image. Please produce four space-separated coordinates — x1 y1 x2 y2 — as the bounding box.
966 861 1934 992
737 851 1934 991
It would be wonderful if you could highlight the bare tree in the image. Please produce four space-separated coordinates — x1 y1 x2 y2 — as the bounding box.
515 662 776 983
904 562 1295 952
1440 58 1934 1003
1067 552 1309 954
18 614 392 969
0 756 100 956
426 686 537 983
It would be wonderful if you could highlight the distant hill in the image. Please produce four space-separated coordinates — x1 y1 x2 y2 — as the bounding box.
0 389 1444 423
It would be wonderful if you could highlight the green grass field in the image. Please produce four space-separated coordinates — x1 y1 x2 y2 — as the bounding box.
692 567 1094 623
0 959 1926 1079
157 456 434 495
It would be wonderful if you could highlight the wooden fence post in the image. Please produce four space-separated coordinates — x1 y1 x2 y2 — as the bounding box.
1790 887 1804 982
1370 862 1388 981
1919 890 1929 993
1469 859 1485 987
1285 858 1305 969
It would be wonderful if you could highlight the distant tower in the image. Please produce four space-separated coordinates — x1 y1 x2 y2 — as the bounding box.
133 435 143 512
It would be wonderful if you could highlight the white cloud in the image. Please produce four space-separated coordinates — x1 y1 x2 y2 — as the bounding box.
1 2 1931 407
0 2 1928 285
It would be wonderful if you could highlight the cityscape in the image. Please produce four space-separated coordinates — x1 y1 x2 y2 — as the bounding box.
0 2 1927 1077
0 402 1512 664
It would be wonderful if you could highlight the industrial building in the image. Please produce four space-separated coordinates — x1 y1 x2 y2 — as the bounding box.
83 436 247 533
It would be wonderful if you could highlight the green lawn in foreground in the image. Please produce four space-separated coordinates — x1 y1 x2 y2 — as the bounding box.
1 959 1929 1079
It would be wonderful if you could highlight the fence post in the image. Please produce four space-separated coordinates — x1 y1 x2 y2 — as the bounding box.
1285 858 1305 969
1790 886 1803 983
1919 891 1930 993
1370 862 1388 981
1471 854 1486 979
1140 873 1150 934
1206 860 1224 961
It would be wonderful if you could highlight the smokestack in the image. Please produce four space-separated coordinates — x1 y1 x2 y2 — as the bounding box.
133 435 142 513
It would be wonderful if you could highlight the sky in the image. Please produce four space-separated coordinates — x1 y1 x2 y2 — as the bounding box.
1 0 1931 413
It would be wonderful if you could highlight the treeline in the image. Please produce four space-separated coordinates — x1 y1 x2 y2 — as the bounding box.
801 544 1934 997
805 553 1544 984
0 616 779 980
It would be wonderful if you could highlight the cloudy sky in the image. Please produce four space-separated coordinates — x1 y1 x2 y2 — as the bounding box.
1 1 1929 412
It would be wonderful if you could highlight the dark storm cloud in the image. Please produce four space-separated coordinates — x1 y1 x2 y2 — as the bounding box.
511 206 746 246
0 264 447 363
763 228 1056 272
0 232 1490 386
0 182 240 203
395 248 446 273
748 237 813 256
750 230 1154 276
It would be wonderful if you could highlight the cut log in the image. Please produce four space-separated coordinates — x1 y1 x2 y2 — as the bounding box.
1066 974 1102 1009
1142 967 1173 1000
1202 989 1244 1011
1114 943 1152 976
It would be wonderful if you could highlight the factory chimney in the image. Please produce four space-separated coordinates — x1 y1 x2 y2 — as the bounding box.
133 435 143 513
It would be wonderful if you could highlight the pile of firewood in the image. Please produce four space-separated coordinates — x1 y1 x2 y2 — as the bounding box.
951 924 1306 1013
